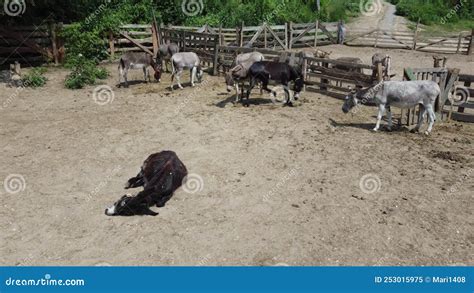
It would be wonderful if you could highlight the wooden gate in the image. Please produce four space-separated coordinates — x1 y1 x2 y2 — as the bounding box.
401 67 459 125
239 22 287 50
345 28 414 50
288 21 337 48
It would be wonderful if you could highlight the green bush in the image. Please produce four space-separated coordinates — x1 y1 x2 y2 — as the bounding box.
64 54 108 89
22 67 47 87
388 0 474 25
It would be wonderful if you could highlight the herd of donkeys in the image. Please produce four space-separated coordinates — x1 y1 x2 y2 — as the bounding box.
107 44 443 216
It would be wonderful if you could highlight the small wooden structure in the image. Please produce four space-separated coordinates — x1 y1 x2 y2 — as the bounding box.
302 56 379 99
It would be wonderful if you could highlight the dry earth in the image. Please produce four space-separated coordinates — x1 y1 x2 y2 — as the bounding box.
0 44 473 266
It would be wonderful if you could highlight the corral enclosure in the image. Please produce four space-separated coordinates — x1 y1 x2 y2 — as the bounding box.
1 7 474 267
1 41 473 266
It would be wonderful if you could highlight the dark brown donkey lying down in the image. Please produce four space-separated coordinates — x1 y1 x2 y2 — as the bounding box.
105 151 188 216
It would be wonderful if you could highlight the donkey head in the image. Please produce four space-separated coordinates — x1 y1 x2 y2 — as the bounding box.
342 87 360 113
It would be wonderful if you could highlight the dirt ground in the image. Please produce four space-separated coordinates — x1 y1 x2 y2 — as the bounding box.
0 46 473 266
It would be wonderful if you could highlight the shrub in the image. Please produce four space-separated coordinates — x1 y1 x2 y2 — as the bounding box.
64 54 108 89
22 67 47 87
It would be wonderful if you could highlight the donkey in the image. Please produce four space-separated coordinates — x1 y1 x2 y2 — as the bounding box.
225 52 264 102
371 53 392 80
105 151 188 216
170 52 203 90
342 80 441 134
246 61 304 106
158 42 179 72
118 52 161 88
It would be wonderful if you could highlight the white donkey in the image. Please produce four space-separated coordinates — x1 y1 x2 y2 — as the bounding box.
225 51 264 102
170 52 203 90
342 80 441 134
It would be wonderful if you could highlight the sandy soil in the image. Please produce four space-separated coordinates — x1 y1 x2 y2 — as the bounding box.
0 46 473 266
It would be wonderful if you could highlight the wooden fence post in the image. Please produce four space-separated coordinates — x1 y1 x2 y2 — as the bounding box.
218 24 223 46
413 19 420 50
284 22 288 49
239 21 244 47
108 31 115 60
264 24 267 48
49 22 59 65
302 57 308 92
456 32 462 54
376 62 383 82
288 22 293 49
468 28 474 55
314 20 319 48
151 22 159 58
213 39 219 76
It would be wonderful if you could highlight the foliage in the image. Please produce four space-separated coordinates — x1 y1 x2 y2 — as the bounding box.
388 0 474 26
22 67 48 87
64 54 108 89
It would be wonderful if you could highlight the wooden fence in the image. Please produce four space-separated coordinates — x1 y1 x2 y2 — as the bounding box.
302 57 378 99
0 23 63 67
346 26 473 55
167 21 338 49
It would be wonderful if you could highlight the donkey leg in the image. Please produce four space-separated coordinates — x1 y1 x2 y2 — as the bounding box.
246 78 257 106
176 70 184 89
425 104 436 135
124 70 129 88
413 105 426 132
234 83 240 103
191 67 196 87
118 67 123 87
143 68 148 83
373 104 386 132
386 106 393 131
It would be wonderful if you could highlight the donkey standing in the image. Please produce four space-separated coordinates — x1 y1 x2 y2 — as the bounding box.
118 52 161 88
342 80 441 134
158 42 179 72
170 52 203 90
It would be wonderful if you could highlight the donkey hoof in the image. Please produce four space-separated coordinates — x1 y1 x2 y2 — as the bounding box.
410 128 419 133
285 102 294 107
372 128 378 132
386 127 392 132
424 131 431 136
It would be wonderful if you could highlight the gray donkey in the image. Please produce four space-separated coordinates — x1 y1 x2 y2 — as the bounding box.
118 52 161 88
158 43 179 72
342 80 441 134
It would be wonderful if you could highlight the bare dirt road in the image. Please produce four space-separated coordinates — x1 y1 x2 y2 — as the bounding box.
347 0 411 32
0 45 473 266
